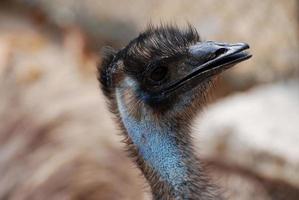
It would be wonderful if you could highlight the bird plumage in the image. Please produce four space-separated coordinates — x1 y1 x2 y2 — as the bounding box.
98 24 250 200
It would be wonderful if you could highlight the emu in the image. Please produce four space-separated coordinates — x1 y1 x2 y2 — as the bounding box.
98 25 251 200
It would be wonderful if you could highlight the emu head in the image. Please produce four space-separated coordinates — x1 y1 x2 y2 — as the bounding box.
99 25 251 120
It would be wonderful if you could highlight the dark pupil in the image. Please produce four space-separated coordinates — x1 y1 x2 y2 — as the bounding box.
150 67 168 81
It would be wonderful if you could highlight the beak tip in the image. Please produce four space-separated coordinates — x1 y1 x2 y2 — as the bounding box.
233 42 250 50
242 43 250 49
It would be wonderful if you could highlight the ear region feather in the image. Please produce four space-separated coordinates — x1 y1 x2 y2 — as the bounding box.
97 47 117 98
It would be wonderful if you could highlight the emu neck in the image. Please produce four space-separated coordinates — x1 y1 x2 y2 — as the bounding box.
116 88 221 200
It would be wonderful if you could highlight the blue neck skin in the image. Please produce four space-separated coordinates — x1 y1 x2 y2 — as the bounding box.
115 80 187 190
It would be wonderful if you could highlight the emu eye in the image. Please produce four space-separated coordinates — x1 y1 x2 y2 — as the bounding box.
150 66 168 82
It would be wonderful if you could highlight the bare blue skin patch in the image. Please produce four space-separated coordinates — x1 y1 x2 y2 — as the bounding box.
116 80 187 189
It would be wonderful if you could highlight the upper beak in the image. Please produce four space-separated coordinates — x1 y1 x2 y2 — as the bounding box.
162 41 251 94
188 41 251 68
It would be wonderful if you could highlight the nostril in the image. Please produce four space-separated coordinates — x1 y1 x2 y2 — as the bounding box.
214 48 228 57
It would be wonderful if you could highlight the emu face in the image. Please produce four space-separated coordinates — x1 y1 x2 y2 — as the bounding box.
100 26 251 117
99 26 251 199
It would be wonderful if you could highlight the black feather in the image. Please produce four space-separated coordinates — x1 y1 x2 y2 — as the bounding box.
97 46 117 98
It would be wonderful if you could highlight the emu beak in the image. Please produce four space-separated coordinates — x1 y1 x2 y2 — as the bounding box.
188 41 251 75
163 41 251 94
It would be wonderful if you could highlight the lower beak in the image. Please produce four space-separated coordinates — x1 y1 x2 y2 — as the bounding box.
163 41 252 94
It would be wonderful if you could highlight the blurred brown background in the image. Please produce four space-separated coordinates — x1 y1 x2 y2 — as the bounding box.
0 0 298 200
